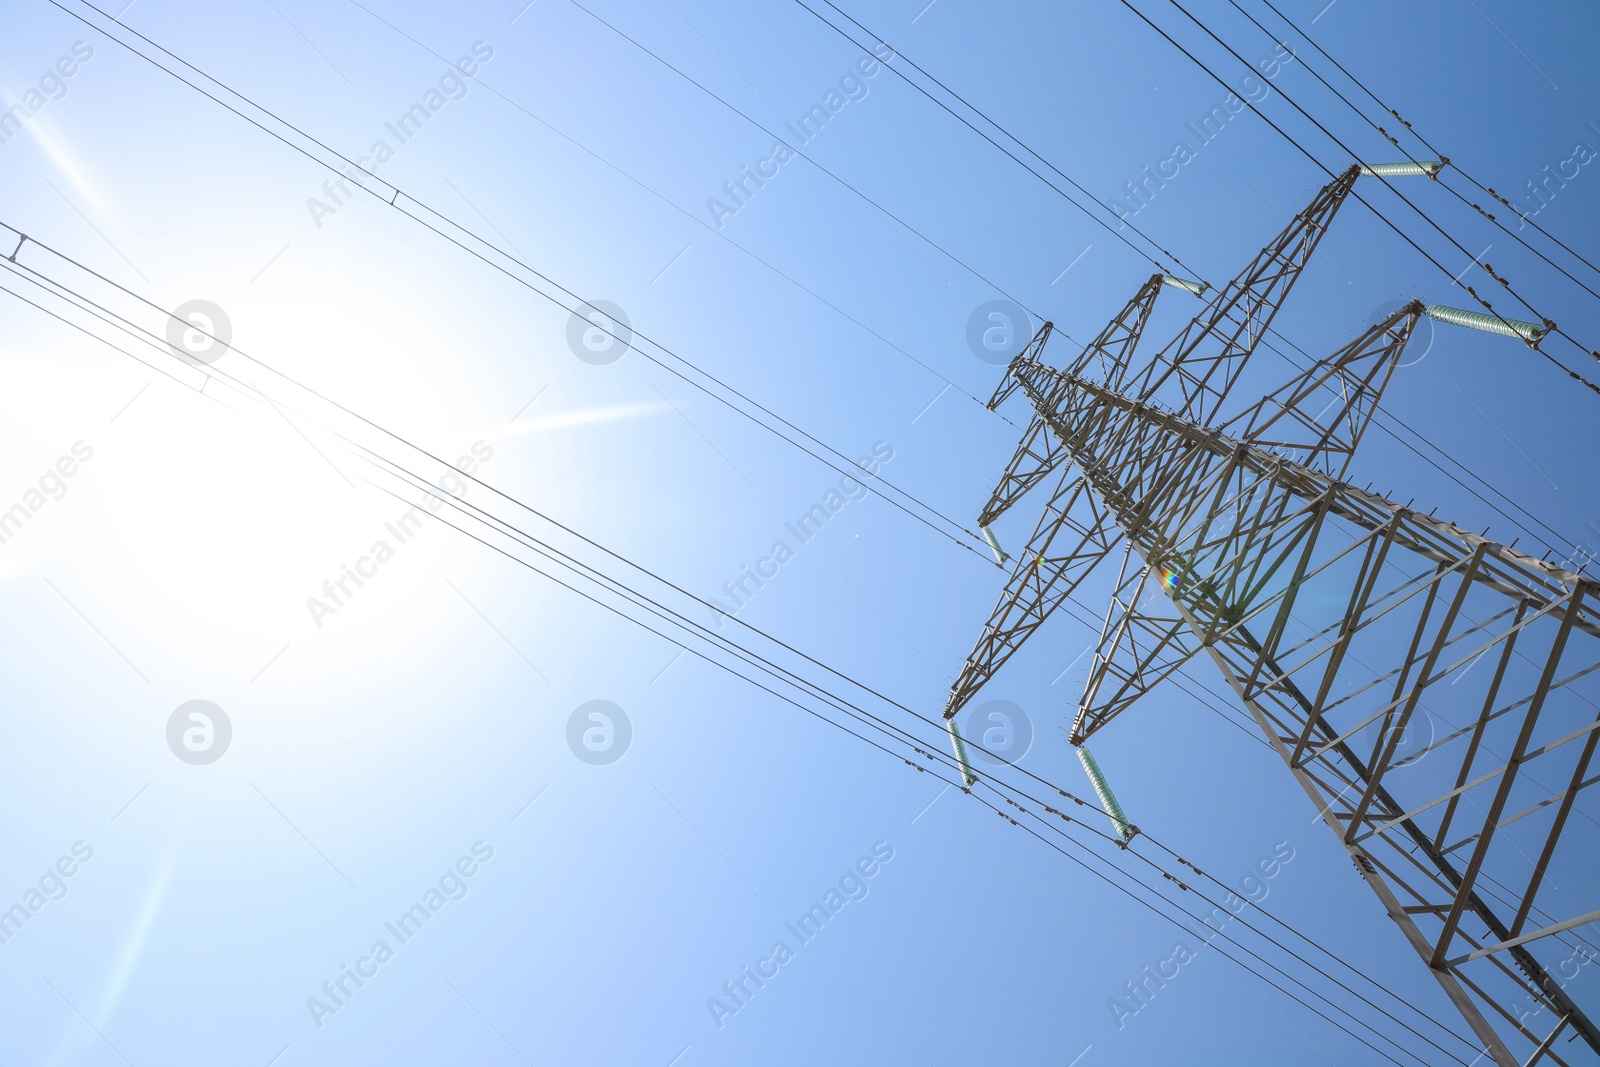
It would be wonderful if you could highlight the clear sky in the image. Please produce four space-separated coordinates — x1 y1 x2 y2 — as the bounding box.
0 0 1597 1064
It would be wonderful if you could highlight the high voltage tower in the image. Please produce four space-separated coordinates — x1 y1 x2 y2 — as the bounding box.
947 164 1599 1066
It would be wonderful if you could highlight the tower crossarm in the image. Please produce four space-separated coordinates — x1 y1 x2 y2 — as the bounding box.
979 276 1165 529
985 321 1056 412
1131 165 1361 424
945 467 1122 718
978 411 1071 532
1220 302 1423 478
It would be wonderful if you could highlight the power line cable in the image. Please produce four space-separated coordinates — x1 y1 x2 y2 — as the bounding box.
8 10 1539 1046
788 0 1198 281
1118 0 1600 396
1252 0 1600 295
1220 0 1600 310
0 232 1258 846
550 0 1050 327
0 244 1482 1063
333 0 1013 419
541 0 1586 660
64 0 1568 592
45 0 994 562
7 197 1266 750
30 3 1294 732
792 1 1579 561
0 235 1247 872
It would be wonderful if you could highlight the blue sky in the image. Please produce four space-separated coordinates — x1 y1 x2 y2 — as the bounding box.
0 0 1597 1064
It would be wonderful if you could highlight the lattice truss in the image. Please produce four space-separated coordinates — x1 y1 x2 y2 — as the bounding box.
951 166 1600 1065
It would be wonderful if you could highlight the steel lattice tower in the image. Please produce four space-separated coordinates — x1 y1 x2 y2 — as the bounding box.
948 165 1599 1065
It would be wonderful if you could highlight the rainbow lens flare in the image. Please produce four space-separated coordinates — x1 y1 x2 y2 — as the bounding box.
1159 566 1181 590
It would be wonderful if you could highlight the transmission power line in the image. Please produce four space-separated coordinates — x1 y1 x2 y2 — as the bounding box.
0 227 1486 1066
46 0 1002 564
786 0 1583 566
1248 0 1600 296
453 0 1596 581
0 234 1238 915
41 0 1304 740
1117 0 1600 394
805 0 1599 392
334 0 1018 421
550 0 1049 321
0 280 1471 1067
56 0 1568 819
791 0 1199 279
63 0 1579 580
41 0 1279 748
19 5 1583 1058
52 0 1589 571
